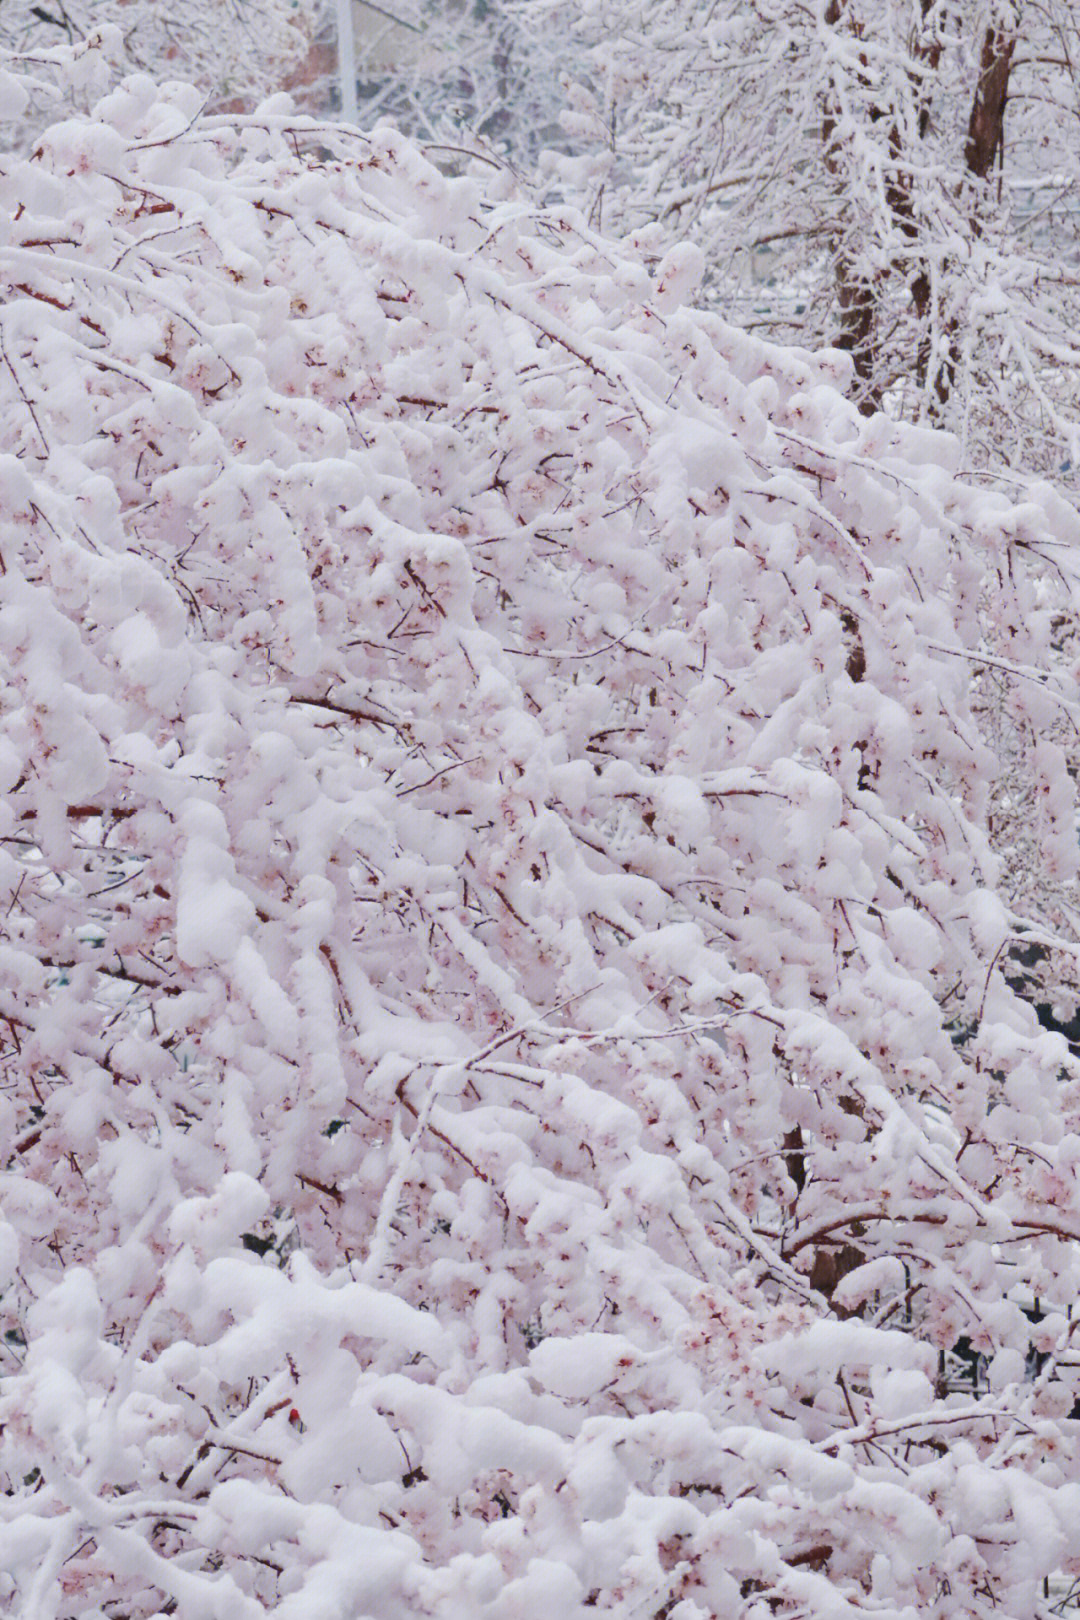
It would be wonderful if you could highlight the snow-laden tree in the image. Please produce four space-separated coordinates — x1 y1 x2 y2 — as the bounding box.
5 42 1080 1619
308 0 572 175
0 0 318 138
535 0 1080 477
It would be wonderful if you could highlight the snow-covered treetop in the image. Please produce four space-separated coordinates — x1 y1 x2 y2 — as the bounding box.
3 43 1080 1618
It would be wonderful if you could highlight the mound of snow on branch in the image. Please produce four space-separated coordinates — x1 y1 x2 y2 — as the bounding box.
3 55 1080 1620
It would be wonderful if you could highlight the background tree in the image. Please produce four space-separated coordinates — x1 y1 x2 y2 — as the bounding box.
530 0 1080 478
4 39 1080 1617
313 0 572 173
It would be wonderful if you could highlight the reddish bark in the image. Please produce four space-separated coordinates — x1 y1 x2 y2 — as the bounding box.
965 23 1016 180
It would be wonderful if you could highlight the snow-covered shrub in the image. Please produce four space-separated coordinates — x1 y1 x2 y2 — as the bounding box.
3 50 1080 1618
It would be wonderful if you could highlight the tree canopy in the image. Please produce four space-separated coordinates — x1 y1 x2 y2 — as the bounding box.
3 42 1080 1620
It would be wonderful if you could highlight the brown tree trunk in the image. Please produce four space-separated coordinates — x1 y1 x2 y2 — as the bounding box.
823 0 942 413
927 16 1016 410
831 259 879 413
886 0 944 405
823 1 1016 418
822 0 881 412
966 21 1016 180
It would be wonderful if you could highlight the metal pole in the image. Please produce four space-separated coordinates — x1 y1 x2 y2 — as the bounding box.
334 0 358 124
